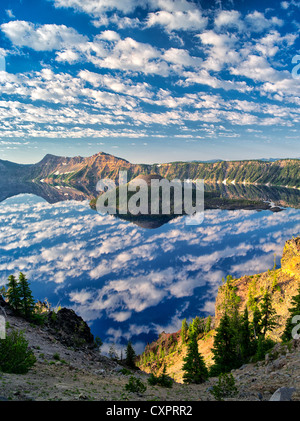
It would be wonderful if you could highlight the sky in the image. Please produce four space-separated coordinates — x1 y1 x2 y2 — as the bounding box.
0 0 299 164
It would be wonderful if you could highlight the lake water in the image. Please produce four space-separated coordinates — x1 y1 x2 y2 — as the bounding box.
0 193 299 355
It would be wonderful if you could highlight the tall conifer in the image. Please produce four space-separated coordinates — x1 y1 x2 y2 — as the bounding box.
18 272 35 319
182 334 208 384
6 275 21 312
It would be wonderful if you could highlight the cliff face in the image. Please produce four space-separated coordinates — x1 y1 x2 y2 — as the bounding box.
138 237 300 383
215 237 300 341
1 154 300 193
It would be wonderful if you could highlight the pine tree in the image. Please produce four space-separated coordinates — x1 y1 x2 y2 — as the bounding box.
239 307 252 361
210 312 240 375
221 275 241 319
181 318 188 344
251 302 262 339
125 341 136 368
259 290 277 339
17 273 35 319
6 274 21 312
182 334 208 384
205 315 212 333
189 316 201 338
282 284 300 342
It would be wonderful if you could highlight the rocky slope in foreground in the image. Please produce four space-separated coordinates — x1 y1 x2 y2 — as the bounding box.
138 237 300 390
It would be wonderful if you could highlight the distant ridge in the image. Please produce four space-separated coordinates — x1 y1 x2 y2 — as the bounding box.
0 152 299 192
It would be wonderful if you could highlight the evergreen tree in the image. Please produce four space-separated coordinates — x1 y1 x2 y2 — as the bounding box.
221 275 241 319
182 334 208 384
181 318 188 344
251 302 262 339
17 273 35 319
259 290 277 339
125 341 136 368
205 315 212 333
239 307 252 361
189 316 201 338
210 312 240 375
6 274 21 312
282 284 300 342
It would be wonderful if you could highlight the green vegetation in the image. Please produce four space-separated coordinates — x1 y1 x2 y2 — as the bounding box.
155 160 300 188
182 334 208 384
181 319 188 344
210 277 278 376
147 366 173 388
6 275 21 313
210 373 238 401
18 273 35 320
124 377 147 394
125 341 136 368
0 329 36 374
4 273 42 323
120 367 132 376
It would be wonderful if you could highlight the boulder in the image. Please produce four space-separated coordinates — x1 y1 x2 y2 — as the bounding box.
269 387 295 401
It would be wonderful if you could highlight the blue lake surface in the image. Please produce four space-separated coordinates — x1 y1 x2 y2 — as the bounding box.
0 193 299 355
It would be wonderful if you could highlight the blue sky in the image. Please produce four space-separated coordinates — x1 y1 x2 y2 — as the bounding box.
0 0 299 164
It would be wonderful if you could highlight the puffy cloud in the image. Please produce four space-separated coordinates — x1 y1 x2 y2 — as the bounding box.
281 0 300 8
230 54 288 83
78 70 154 99
214 10 244 31
52 0 141 15
163 47 202 68
93 37 169 75
180 69 252 93
255 31 297 57
1 21 87 51
98 30 121 42
245 11 284 33
147 9 208 32
197 30 240 71
214 10 284 33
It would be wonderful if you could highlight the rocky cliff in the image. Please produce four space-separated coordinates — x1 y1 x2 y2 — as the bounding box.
1 153 300 195
138 236 300 383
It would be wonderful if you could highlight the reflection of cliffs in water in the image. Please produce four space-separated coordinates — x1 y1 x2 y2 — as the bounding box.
0 178 298 230
0 181 92 204
204 183 300 209
90 173 280 229
0 178 298 209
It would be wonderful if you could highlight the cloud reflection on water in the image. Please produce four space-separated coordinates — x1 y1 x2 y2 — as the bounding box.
0 194 299 354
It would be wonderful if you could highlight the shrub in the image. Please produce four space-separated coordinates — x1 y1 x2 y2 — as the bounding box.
147 367 173 388
210 373 238 401
0 329 36 374
252 337 275 362
125 376 147 394
120 367 132 376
